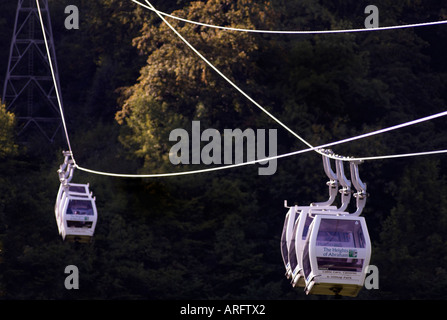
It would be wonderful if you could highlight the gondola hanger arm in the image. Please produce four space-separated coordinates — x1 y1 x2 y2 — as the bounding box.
350 160 367 193
321 150 338 181
312 149 339 207
336 159 352 189
335 159 352 212
60 163 75 185
349 160 368 216
58 151 73 173
58 160 73 182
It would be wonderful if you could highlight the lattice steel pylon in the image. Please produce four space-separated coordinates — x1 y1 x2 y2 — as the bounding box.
2 0 63 142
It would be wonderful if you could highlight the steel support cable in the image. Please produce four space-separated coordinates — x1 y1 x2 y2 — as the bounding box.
132 0 447 34
76 149 447 178
36 0 75 164
36 0 447 179
79 0 447 176
72 1 447 177
140 0 447 163
75 108 447 177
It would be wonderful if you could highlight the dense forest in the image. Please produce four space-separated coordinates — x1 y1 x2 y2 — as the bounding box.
1 0 447 301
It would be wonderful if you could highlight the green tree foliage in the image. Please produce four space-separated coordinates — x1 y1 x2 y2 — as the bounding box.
116 0 278 170
375 159 447 299
0 103 18 297
0 104 18 159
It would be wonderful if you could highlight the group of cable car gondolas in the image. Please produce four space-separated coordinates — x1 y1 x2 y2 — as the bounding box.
281 149 372 297
55 151 98 243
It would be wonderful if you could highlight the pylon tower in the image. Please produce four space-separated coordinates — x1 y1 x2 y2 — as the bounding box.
2 0 63 142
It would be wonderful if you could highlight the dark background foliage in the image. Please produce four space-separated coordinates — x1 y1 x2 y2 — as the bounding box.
1 0 447 300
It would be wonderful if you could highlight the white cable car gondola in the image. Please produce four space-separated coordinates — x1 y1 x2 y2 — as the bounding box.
301 213 371 297
58 191 97 243
55 181 96 236
300 160 371 297
55 151 98 243
55 166 90 225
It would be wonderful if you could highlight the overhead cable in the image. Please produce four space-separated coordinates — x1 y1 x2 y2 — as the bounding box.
36 0 76 164
76 149 447 178
36 0 447 179
132 0 447 34
141 0 447 162
76 110 447 178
